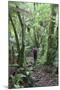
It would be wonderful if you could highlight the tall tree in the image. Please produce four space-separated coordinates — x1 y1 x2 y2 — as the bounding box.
45 4 58 65
9 13 21 65
16 6 25 67
33 3 40 48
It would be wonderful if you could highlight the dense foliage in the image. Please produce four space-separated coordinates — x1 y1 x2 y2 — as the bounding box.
8 2 58 88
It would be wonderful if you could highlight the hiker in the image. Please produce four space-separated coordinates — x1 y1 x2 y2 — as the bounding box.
32 47 37 65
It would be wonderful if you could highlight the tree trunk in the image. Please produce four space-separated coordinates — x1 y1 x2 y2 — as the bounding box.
9 13 21 65
45 4 58 65
33 3 39 48
16 6 25 67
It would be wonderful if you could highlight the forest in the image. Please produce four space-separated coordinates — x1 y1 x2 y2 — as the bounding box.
8 1 59 88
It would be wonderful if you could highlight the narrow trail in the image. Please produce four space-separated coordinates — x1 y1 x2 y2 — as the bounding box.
32 66 58 87
26 57 58 87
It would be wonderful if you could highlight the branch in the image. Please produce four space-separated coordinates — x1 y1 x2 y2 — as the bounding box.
9 6 32 16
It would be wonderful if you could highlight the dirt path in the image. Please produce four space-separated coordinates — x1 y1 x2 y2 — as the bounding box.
32 66 58 87
26 57 58 87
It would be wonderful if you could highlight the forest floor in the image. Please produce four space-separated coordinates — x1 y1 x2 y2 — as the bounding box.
26 57 58 87
32 66 58 87
9 57 58 88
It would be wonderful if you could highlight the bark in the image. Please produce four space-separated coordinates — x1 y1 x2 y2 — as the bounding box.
45 4 58 65
16 5 25 67
9 13 20 65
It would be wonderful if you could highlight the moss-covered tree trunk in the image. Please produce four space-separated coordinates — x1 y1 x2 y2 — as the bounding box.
33 3 39 48
16 6 25 67
45 4 58 65
9 13 21 64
